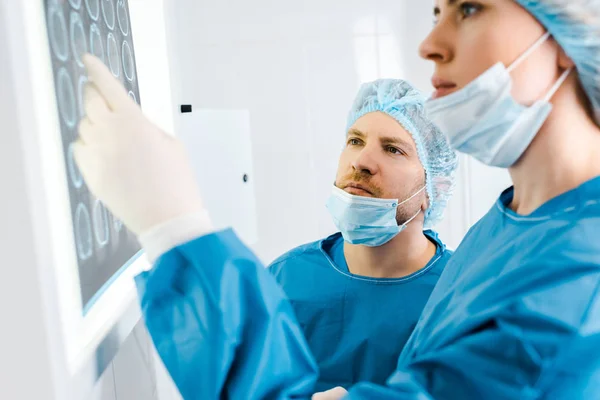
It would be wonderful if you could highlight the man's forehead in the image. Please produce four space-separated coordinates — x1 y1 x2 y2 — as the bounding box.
350 111 413 134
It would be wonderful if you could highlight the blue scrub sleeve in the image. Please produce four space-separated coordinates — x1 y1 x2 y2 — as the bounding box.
135 229 319 400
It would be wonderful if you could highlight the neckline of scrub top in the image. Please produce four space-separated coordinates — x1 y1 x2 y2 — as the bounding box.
319 231 446 284
496 175 600 222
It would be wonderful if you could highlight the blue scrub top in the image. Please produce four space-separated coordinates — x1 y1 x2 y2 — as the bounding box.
268 231 451 391
381 177 600 398
136 176 600 399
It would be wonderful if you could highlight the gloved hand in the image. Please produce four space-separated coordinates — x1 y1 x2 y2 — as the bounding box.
311 387 348 400
74 54 205 236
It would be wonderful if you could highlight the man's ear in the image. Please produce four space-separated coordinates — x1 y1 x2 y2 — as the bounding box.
421 195 430 212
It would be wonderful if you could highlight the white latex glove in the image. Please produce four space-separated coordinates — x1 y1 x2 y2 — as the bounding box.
74 54 206 238
311 387 348 400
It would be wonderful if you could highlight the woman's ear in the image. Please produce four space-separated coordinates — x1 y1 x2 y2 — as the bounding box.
557 42 575 69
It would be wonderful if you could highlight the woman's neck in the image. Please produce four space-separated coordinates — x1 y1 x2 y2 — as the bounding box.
509 84 600 215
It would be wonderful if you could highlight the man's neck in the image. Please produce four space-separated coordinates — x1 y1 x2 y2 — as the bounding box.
343 226 437 278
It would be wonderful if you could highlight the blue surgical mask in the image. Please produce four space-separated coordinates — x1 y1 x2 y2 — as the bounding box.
326 185 425 247
425 32 572 168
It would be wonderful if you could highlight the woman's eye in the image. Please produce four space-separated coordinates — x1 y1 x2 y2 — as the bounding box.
459 2 482 19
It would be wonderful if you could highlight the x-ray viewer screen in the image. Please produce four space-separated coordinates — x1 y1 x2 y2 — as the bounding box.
43 0 142 313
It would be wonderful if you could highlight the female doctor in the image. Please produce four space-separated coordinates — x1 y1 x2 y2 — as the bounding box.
75 0 600 398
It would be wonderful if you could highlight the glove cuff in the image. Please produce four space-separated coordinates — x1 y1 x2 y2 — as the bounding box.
139 210 214 263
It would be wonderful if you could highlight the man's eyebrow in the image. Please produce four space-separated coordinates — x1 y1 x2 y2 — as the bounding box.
347 128 366 138
380 136 415 151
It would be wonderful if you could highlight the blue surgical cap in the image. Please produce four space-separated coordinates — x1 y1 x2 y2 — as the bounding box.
516 0 600 123
346 79 458 229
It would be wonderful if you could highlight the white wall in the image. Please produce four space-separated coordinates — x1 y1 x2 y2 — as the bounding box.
163 0 512 263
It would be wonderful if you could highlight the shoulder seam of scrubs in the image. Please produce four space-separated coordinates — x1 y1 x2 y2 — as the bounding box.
534 277 600 394
495 199 600 222
320 246 445 284
269 246 318 269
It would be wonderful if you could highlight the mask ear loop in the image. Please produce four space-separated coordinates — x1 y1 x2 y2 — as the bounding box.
399 208 422 228
503 31 572 103
397 186 426 206
507 32 552 73
543 67 573 102
396 186 426 227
